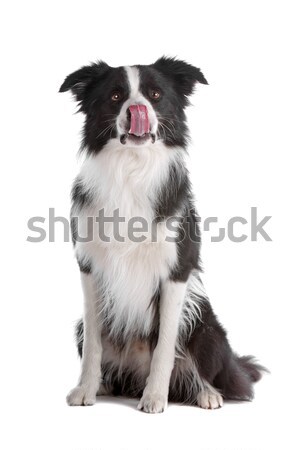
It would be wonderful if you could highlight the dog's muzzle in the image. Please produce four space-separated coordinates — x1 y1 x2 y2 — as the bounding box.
129 105 150 136
120 105 156 145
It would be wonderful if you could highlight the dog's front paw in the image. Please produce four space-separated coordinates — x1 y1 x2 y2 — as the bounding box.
137 390 167 414
66 385 96 406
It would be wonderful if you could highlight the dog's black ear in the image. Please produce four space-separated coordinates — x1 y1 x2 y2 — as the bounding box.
59 61 110 102
153 56 208 97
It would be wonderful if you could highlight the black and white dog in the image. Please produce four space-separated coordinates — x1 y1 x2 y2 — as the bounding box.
60 57 264 413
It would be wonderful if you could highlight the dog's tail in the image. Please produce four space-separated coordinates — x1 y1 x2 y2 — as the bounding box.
215 353 267 400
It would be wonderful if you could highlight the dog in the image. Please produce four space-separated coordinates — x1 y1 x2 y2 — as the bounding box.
60 56 264 413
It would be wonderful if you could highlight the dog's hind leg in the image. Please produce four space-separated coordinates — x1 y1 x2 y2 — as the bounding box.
196 379 223 409
187 299 265 406
169 353 223 408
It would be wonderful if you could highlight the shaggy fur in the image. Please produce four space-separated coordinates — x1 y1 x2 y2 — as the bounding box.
60 56 265 413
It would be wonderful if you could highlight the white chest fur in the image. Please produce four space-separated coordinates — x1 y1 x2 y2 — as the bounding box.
75 140 181 337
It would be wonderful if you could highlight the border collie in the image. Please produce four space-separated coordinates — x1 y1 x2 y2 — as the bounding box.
60 56 264 413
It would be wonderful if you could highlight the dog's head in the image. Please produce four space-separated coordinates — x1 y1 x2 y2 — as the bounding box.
59 57 207 154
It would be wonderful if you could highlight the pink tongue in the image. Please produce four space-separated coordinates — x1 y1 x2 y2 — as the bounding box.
129 105 150 136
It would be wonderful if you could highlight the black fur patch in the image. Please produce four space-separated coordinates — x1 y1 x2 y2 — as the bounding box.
154 161 191 219
170 208 201 282
152 56 208 98
71 178 92 210
60 63 130 154
151 159 201 282
77 258 92 274
70 178 93 246
70 216 77 246
187 300 264 400
138 64 189 148
75 319 84 358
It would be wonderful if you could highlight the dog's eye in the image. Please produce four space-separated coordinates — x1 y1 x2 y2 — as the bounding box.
149 89 161 100
111 92 122 102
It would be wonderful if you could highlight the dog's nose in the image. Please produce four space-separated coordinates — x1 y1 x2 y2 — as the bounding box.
127 105 150 136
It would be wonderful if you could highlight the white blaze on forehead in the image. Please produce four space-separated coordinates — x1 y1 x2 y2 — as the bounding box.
117 65 158 136
125 66 140 98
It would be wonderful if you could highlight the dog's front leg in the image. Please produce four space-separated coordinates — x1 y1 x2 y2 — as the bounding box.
66 272 102 406
138 279 187 413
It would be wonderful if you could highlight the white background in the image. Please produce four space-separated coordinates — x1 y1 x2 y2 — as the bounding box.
1 1 299 449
